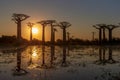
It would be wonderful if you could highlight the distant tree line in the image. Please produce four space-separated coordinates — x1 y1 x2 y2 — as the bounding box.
1 35 120 46
0 35 28 46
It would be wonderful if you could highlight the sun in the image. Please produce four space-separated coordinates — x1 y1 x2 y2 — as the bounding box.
32 27 38 34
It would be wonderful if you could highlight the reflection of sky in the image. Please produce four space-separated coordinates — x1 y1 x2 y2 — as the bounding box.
0 0 120 40
0 46 120 79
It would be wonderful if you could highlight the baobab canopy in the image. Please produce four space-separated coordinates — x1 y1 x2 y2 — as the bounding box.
12 13 30 23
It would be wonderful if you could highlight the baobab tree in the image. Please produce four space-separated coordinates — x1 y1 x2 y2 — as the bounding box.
13 48 28 75
93 24 107 44
27 22 34 41
106 24 119 42
45 20 56 44
59 21 71 44
37 20 48 45
12 13 29 40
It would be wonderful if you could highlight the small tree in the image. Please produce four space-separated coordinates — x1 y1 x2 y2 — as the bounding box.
106 24 119 42
27 22 34 41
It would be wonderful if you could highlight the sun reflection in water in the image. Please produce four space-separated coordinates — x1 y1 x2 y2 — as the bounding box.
32 48 38 59
28 47 39 69
32 51 37 57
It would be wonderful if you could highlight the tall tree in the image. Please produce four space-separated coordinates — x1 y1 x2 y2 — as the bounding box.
37 21 48 45
45 20 56 44
27 22 34 41
59 21 71 44
106 24 119 42
93 24 106 44
12 13 29 40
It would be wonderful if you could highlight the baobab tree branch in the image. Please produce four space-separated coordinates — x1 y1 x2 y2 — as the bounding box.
37 21 48 27
106 24 119 30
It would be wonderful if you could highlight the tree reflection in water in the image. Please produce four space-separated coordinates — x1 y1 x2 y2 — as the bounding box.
107 47 116 64
61 45 68 67
0 45 120 80
41 45 46 67
13 47 28 76
40 45 56 69
94 47 117 65
50 45 55 68
28 47 33 66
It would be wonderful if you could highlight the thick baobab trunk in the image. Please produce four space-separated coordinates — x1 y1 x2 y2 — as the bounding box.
63 28 66 43
30 27 32 41
53 31 55 44
103 28 105 40
17 21 21 40
108 29 112 42
51 24 54 44
42 26 45 45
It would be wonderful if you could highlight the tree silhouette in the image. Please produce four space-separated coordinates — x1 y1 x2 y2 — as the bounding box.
12 13 29 40
27 22 34 41
45 20 56 44
106 24 119 42
93 24 107 44
59 21 71 44
37 20 48 45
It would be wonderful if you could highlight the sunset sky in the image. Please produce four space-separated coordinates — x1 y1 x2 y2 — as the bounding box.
0 0 120 41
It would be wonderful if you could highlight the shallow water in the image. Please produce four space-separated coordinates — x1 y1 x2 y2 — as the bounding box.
0 45 120 80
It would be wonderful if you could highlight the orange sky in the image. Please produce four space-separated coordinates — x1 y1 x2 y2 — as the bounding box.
1 0 120 41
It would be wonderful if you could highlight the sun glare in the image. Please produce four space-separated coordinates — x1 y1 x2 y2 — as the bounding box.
32 51 38 59
32 27 38 34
